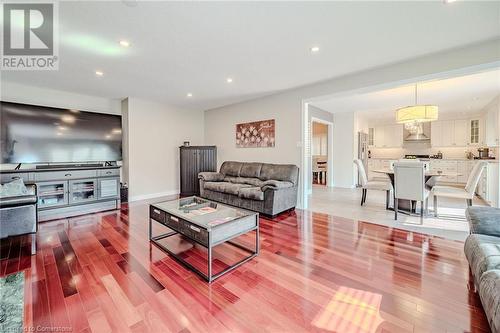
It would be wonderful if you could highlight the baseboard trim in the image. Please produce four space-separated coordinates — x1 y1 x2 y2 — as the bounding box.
129 190 179 202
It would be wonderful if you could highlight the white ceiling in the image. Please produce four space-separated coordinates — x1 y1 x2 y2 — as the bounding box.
1 1 500 110
311 69 500 122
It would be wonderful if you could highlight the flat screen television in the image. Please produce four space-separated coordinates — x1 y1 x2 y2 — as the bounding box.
0 102 122 164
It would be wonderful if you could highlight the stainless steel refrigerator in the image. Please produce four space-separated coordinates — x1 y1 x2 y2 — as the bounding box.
357 132 368 187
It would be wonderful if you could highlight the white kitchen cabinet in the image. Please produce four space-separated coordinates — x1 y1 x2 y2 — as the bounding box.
431 121 442 147
373 125 403 148
430 160 458 183
468 119 482 146
487 163 499 208
454 119 468 147
456 161 469 183
431 119 472 147
477 162 499 208
374 127 385 148
485 106 499 147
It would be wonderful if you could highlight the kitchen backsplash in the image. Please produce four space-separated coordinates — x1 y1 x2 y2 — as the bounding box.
369 146 498 159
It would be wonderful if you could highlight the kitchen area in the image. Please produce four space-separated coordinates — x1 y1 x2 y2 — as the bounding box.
306 69 500 238
365 96 499 208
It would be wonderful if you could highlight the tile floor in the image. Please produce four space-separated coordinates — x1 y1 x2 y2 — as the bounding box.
307 185 489 241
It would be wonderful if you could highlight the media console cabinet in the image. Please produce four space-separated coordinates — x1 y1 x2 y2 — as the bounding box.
0 166 121 222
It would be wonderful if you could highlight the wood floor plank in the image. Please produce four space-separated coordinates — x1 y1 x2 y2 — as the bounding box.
0 200 490 333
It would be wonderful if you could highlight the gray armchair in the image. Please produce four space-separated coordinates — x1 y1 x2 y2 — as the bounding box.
0 184 38 255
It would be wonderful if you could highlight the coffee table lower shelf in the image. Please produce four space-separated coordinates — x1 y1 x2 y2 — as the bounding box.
149 212 259 283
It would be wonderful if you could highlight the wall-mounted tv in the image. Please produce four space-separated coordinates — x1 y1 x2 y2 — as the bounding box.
0 102 122 164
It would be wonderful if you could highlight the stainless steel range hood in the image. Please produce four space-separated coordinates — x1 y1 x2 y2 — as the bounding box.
403 122 431 142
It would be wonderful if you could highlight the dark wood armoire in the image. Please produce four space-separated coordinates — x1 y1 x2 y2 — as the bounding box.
179 146 217 196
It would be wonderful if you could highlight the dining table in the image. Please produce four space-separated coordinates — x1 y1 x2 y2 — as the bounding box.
372 168 461 214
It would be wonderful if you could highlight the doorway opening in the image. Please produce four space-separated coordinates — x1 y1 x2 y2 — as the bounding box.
312 121 328 186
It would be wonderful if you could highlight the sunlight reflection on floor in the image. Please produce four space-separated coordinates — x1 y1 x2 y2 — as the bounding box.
312 286 384 333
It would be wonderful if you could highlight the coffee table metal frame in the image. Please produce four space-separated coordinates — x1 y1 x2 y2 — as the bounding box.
149 202 259 283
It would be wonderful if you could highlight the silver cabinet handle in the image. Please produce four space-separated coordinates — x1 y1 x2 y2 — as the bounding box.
171 216 179 222
65 173 72 177
106 171 112 174
190 225 200 232
153 209 161 214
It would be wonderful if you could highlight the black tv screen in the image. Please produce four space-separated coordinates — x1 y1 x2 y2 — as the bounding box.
0 102 122 164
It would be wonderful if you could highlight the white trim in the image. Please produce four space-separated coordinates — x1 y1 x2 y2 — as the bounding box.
129 189 179 202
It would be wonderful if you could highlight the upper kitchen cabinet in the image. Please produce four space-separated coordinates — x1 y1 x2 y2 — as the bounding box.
468 119 482 146
485 104 499 147
373 125 403 148
431 119 469 147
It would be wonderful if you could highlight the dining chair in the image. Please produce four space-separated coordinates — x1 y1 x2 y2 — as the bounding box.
431 161 487 217
393 161 429 223
353 159 393 209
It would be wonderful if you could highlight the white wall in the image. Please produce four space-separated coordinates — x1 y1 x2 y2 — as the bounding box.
204 93 300 167
125 98 204 201
333 112 355 188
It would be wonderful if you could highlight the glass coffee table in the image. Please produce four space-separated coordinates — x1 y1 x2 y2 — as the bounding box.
149 196 259 282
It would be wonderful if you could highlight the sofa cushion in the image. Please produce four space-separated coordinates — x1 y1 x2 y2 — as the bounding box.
479 270 500 333
239 187 265 201
260 164 298 184
203 181 251 195
464 234 500 286
223 176 263 187
467 206 500 237
220 161 243 177
240 163 263 178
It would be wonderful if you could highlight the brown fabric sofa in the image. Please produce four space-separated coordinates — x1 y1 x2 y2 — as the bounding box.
198 161 299 216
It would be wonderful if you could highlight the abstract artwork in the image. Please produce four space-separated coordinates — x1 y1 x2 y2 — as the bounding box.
236 119 275 148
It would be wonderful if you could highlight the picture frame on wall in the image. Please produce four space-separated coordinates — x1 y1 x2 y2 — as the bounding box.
236 119 275 148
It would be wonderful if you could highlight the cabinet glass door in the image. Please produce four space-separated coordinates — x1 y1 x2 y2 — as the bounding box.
69 179 97 204
470 119 480 145
38 181 68 208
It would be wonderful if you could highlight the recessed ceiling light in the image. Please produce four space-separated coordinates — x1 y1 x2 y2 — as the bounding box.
56 132 63 136
187 93 193 98
444 0 457 3
119 40 130 47
61 115 76 124
58 126 67 131
310 46 320 53
95 70 104 77
226 77 233 83
105 134 111 139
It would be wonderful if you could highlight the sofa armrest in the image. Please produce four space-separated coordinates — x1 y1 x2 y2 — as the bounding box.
261 180 294 191
466 207 500 237
198 172 225 182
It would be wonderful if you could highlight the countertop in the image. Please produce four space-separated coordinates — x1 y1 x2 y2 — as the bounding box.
369 157 498 163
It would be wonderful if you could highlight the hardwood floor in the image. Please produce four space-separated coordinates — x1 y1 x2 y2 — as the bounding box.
0 199 490 332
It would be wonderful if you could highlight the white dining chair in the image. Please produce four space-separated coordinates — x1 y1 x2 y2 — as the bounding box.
431 161 487 217
353 159 393 209
393 161 429 223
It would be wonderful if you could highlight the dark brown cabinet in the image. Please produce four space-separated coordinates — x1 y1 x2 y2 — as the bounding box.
180 146 217 196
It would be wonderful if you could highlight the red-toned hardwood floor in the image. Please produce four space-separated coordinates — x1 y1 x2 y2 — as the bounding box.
0 200 490 333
